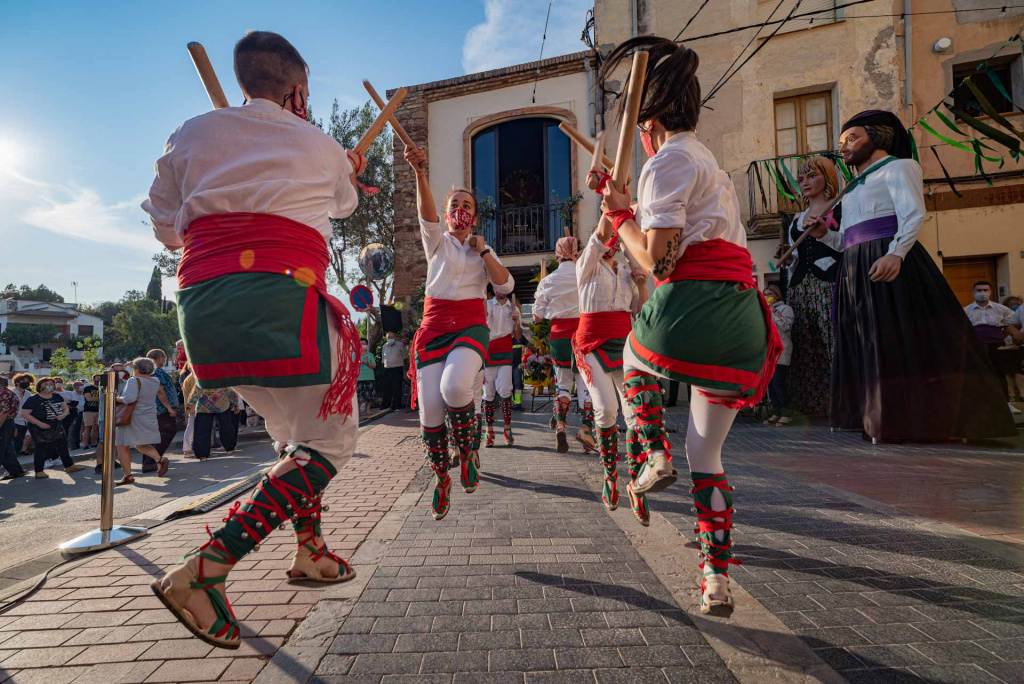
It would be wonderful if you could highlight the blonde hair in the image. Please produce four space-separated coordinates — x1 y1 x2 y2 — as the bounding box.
797 156 839 206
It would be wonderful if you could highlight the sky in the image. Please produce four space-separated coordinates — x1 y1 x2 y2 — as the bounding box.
0 0 592 305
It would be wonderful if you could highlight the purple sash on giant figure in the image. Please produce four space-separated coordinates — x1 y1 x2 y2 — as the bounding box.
843 215 898 250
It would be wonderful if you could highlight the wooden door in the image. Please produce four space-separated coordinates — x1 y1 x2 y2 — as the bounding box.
942 256 997 306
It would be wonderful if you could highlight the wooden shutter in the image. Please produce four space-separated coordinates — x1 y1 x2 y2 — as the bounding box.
757 0 837 35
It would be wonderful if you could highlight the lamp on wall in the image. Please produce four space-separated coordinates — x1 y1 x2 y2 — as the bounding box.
933 38 953 54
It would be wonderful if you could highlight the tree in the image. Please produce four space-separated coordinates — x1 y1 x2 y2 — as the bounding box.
153 249 181 279
1 283 65 303
101 292 180 361
146 265 162 302
322 99 396 351
49 337 103 380
0 323 60 348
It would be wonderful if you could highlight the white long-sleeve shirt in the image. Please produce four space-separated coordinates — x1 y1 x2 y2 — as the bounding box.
142 98 359 248
818 157 926 260
635 132 747 262
963 301 1014 328
577 232 639 315
419 218 514 300
770 302 795 365
533 261 580 321
486 298 519 340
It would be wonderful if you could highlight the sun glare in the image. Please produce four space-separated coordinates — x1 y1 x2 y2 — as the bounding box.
0 137 22 171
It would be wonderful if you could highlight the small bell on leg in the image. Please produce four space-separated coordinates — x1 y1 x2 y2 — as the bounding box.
625 429 649 526
422 423 451 520
483 399 496 447
692 472 738 616
553 395 570 453
596 425 620 511
501 396 514 445
447 402 479 493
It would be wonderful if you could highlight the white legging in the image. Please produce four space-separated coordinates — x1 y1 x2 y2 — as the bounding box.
555 366 591 405
623 343 738 574
416 347 484 427
583 354 636 431
472 369 484 415
483 365 513 401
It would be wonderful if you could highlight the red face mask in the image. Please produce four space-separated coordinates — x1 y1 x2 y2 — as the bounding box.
446 207 475 232
640 129 657 158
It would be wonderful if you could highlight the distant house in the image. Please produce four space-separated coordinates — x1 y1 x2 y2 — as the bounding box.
0 299 104 374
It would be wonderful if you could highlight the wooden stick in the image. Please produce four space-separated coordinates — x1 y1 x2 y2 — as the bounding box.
539 257 547 280
186 43 229 110
586 131 606 191
773 179 855 268
558 122 614 170
362 80 415 148
354 87 407 156
611 50 649 189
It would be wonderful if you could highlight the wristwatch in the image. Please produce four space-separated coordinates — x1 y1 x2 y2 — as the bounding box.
480 248 492 259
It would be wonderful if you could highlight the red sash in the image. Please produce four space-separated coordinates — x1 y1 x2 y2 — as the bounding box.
656 239 782 409
550 317 580 340
178 213 359 419
572 311 632 384
488 334 513 355
408 297 487 408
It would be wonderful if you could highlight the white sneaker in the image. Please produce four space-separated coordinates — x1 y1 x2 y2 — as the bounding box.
631 451 677 494
1009 403 1022 415
44 459 60 469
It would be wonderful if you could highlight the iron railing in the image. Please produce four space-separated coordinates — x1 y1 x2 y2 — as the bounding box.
481 202 568 256
746 151 850 237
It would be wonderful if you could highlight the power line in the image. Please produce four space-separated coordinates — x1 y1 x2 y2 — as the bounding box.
706 0 785 103
702 0 806 105
675 0 1024 44
674 0 713 42
532 0 556 104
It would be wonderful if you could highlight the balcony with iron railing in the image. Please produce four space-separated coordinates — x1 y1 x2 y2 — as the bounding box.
479 200 576 257
745 151 851 237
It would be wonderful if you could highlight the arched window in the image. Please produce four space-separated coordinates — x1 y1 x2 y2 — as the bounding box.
471 117 572 255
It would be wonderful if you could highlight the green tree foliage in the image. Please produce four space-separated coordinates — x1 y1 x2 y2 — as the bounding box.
153 249 181 279
0 323 60 348
146 265 162 302
49 337 104 380
101 292 180 361
1 283 65 303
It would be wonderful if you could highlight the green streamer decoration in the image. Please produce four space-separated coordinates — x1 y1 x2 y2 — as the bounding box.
934 108 967 138
963 77 1024 141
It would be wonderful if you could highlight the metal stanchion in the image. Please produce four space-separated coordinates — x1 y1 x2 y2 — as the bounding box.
60 365 147 558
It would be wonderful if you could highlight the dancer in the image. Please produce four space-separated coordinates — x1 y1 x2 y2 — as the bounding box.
598 36 782 616
403 144 513 520
143 31 364 649
483 290 520 446
774 156 843 417
533 237 596 453
574 214 647 515
806 110 1015 441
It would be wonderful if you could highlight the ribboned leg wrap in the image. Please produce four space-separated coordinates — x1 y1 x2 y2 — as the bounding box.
625 428 649 523
422 423 450 516
691 472 738 577
623 371 672 464
581 403 595 432
447 402 479 489
551 395 570 429
483 399 496 426
596 425 620 509
500 396 512 428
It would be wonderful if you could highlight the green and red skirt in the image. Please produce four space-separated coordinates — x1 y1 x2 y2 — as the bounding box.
486 334 514 367
628 239 781 409
176 213 360 419
408 297 489 408
573 311 632 383
549 318 579 371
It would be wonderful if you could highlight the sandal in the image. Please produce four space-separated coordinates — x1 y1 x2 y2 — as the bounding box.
555 429 569 453
700 574 735 617
762 415 780 425
151 539 241 649
115 475 135 486
774 417 791 428
157 457 170 477
287 512 357 584
574 430 597 454
503 427 514 446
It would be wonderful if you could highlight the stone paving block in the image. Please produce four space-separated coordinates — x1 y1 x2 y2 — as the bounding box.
488 649 556 672
349 653 423 675
909 639 995 664
580 628 646 647
452 673 524 684
661 667 738 684
519 630 584 649
432 616 492 634
319 656 358 675
137 638 213 660
144 658 231 682
554 646 623 669
372 617 436 634
420 651 490 673
593 668 669 684
458 631 521 651
618 645 690 668
523 671 595 684
330 634 399 654
846 644 935 667
394 633 460 653
853 623 933 645
68 660 162 684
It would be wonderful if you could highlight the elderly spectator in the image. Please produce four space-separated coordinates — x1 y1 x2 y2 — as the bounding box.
964 281 1016 405
11 373 34 455
53 378 80 449
0 377 27 480
357 337 377 416
22 377 84 478
763 284 795 427
181 365 197 456
114 357 173 485
381 330 407 410
147 348 181 459
189 385 239 460
81 374 101 450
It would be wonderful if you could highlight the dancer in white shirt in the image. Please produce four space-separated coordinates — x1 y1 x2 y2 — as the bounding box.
483 292 520 446
403 145 514 519
533 237 596 453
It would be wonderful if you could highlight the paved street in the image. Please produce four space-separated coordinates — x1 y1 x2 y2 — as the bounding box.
0 408 1021 684
0 436 276 582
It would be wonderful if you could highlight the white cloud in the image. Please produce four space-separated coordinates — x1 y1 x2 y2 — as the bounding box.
462 0 593 75
8 171 156 252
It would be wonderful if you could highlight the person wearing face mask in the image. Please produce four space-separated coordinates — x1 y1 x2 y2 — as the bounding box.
774 157 843 418
10 373 35 456
144 31 367 650
380 330 407 411
482 289 520 449
806 110 1014 442
1003 296 1024 405
533 237 597 453
356 337 377 416
963 282 1016 407
21 377 84 478
598 37 781 616
0 376 27 480
403 144 514 521
762 285 794 427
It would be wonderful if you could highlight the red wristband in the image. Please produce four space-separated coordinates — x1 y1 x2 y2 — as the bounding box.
604 209 635 233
